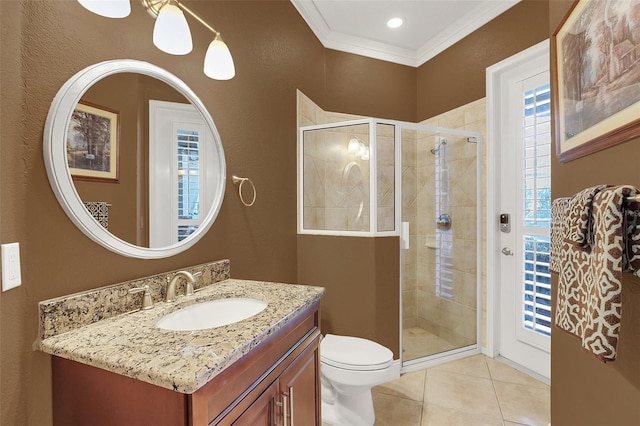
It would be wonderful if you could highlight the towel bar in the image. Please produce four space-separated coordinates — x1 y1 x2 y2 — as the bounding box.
625 195 640 203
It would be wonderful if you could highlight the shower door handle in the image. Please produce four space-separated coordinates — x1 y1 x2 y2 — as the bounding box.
501 247 514 256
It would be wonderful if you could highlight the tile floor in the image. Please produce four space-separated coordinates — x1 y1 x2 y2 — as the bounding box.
370 354 550 426
402 326 474 360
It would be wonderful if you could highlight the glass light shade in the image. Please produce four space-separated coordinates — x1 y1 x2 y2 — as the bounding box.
153 4 193 55
361 150 370 161
348 138 360 153
357 143 368 158
77 0 130 18
204 36 236 80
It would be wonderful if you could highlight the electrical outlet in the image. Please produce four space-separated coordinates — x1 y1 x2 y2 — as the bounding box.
2 242 22 291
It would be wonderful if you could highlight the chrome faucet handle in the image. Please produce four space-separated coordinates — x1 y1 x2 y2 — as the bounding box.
186 271 203 296
128 285 154 310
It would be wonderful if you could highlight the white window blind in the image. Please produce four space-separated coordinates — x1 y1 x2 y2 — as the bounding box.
177 129 200 242
521 82 551 337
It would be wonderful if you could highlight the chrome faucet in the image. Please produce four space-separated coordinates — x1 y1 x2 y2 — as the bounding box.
165 271 200 302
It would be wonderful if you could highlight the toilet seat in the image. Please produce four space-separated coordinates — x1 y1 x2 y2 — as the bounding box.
321 334 393 371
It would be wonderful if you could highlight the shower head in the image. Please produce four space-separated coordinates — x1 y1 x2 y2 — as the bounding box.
430 139 447 155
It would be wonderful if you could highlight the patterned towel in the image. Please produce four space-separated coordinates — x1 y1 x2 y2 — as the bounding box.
84 201 110 229
551 185 640 362
567 185 610 247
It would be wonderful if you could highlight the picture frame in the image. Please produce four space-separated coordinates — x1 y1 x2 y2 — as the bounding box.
553 0 640 163
66 101 120 182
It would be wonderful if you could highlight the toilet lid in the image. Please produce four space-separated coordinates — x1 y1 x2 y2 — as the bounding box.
321 334 393 371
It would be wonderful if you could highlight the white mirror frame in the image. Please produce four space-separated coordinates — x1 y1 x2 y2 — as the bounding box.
43 59 226 259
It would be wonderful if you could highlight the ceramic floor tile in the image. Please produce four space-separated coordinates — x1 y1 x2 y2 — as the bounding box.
493 380 550 426
374 370 426 402
403 327 455 360
486 357 549 389
431 354 490 379
373 391 423 426
358 355 549 426
424 369 502 419
421 402 503 426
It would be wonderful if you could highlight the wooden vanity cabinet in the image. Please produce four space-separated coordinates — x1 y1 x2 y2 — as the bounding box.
228 334 320 425
52 301 321 426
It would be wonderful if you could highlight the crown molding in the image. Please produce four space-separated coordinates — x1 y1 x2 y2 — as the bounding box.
291 0 521 68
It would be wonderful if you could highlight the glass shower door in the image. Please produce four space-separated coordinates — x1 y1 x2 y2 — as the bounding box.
401 126 479 362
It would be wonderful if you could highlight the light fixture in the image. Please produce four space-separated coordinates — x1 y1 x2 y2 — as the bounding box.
386 17 404 29
204 34 235 80
357 143 369 159
348 137 360 154
77 0 235 80
153 3 192 55
77 0 131 18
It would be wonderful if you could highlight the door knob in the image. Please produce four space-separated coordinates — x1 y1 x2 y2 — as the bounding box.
501 247 514 256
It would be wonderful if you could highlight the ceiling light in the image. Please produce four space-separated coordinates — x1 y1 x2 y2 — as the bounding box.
153 3 193 55
78 0 236 80
77 0 130 18
386 17 403 29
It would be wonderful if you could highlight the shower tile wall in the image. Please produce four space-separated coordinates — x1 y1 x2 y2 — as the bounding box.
377 124 396 232
297 91 487 349
297 92 395 233
401 129 418 328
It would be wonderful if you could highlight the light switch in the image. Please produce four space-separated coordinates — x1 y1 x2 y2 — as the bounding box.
2 242 22 291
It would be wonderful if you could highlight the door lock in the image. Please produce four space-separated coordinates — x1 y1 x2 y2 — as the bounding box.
500 213 511 233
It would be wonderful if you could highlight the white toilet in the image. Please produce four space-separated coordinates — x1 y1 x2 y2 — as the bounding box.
320 334 400 426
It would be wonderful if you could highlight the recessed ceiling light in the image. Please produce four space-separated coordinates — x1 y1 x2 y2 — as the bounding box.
387 17 403 29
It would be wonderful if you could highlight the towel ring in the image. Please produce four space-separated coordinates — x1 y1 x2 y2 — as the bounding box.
232 175 256 207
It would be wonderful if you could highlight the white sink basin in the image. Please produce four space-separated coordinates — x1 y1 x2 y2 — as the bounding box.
156 297 268 331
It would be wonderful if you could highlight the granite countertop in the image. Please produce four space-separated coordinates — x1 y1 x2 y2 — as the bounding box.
37 279 324 394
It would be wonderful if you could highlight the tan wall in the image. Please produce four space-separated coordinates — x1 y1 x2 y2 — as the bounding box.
75 74 187 246
0 1 414 425
417 0 550 121
297 235 400 358
0 0 564 424
550 2 640 424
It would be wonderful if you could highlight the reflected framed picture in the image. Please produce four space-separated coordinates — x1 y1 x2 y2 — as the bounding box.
66 101 120 182
553 0 640 162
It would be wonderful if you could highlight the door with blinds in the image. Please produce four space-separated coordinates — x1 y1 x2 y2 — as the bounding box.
149 100 211 248
498 42 551 379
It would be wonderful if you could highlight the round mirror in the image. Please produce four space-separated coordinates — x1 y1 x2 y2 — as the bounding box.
43 60 226 259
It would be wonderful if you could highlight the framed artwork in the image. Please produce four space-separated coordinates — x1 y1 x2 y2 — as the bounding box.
66 101 120 182
553 0 640 162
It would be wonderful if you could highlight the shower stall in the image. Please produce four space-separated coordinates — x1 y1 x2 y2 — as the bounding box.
299 118 481 369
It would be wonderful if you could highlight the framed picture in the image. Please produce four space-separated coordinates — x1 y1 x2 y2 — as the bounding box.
553 0 640 162
66 101 120 182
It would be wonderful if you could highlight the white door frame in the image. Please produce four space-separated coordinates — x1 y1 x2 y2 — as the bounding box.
485 39 550 359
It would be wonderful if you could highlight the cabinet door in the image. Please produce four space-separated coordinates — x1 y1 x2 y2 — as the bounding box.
278 341 320 426
232 381 278 426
